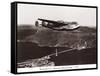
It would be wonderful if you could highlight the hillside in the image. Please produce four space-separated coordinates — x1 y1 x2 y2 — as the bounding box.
17 25 97 64
18 25 96 49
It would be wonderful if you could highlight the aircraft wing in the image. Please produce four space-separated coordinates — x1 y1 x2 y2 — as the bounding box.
38 18 68 25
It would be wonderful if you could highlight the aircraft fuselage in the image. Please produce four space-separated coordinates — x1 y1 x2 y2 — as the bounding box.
37 18 80 31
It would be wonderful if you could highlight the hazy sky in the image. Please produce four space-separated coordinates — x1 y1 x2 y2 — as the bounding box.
18 4 96 27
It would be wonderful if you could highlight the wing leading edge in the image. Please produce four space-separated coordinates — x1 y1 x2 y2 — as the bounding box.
38 18 68 25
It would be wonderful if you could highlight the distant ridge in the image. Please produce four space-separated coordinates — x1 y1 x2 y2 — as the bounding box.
17 25 96 48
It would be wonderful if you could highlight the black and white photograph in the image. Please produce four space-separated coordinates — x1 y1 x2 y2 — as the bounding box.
11 2 97 73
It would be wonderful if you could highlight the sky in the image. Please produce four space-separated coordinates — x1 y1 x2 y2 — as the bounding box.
17 3 96 27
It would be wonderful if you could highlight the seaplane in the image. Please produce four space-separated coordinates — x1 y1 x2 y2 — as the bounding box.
36 18 80 31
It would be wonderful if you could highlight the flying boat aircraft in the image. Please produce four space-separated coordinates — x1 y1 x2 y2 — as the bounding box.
36 18 80 31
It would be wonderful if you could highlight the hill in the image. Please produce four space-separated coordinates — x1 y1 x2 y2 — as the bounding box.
18 25 96 49
17 25 97 63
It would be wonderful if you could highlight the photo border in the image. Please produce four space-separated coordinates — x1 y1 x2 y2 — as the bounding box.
11 1 98 74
